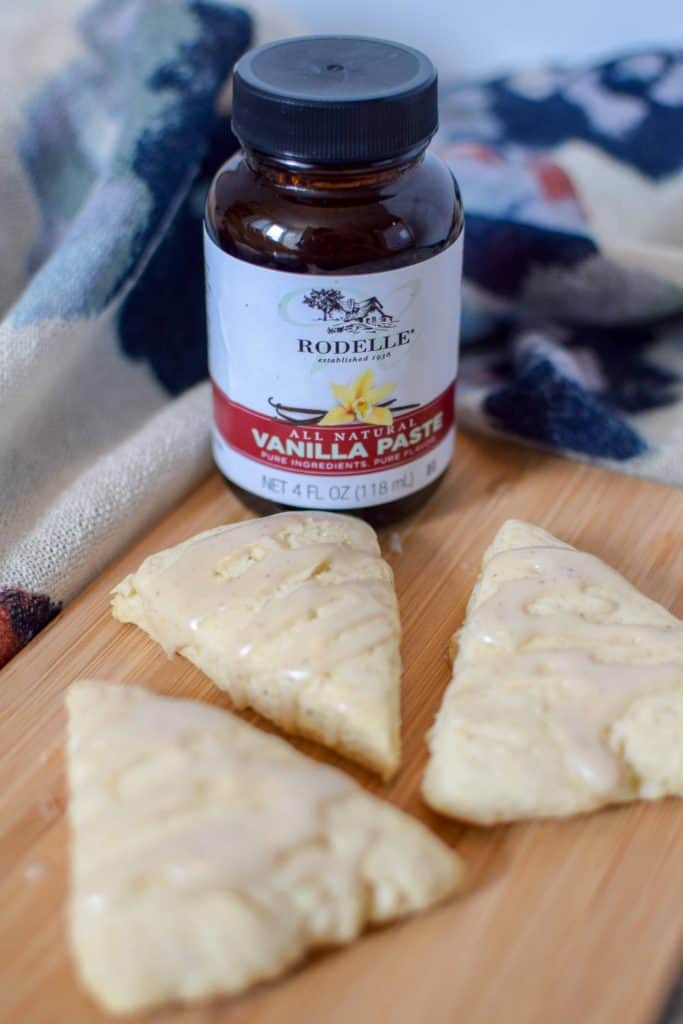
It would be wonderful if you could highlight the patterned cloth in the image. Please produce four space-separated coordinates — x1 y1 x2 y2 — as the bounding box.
1 21 682 666
0 0 252 666
436 51 683 481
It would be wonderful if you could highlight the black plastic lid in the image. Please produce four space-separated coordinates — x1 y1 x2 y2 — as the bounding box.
232 36 438 164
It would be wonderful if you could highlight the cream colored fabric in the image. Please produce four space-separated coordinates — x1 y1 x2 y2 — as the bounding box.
423 519 683 824
67 682 462 1014
0 0 250 639
555 141 683 287
112 512 402 777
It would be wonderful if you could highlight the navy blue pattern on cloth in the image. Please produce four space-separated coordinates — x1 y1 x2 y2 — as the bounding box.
436 50 683 480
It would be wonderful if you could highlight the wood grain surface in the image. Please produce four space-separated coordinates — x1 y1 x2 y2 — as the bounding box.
1 432 682 1024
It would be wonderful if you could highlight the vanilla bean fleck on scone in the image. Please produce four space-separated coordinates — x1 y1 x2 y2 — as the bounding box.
112 512 401 777
67 682 463 1014
423 520 683 824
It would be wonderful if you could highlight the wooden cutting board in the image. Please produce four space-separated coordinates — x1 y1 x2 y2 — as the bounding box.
2 432 682 1024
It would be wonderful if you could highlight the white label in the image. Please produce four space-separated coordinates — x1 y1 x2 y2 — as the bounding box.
205 228 462 510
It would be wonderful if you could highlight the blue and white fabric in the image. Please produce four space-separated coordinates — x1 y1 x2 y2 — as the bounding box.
436 50 683 479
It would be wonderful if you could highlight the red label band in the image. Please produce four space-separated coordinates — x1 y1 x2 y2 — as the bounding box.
212 381 456 477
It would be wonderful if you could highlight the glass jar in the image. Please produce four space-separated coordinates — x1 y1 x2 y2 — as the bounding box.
205 35 464 525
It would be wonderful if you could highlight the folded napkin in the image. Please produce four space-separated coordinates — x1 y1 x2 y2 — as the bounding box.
1 16 681 666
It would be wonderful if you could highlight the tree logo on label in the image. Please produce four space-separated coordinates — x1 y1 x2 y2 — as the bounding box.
302 289 397 334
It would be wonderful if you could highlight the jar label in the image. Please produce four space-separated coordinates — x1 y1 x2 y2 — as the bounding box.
205 229 463 510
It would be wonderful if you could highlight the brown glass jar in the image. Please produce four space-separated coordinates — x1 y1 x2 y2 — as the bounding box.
205 36 464 526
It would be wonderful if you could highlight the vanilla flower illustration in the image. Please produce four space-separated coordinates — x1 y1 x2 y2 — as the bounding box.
319 370 396 426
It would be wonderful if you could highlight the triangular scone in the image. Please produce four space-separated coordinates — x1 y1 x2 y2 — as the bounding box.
112 512 401 778
67 682 462 1014
423 520 683 824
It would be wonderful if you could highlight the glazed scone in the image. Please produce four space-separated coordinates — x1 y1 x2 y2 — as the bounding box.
422 520 683 824
112 512 401 778
67 682 462 1014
